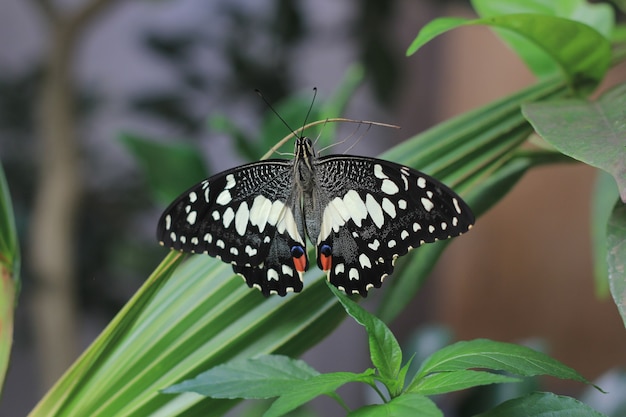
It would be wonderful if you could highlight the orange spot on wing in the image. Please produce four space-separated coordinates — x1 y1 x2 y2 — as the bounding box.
293 253 308 272
319 253 332 271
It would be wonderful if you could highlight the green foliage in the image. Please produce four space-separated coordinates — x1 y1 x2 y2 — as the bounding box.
407 2 612 93
475 392 608 417
0 162 19 394
166 284 602 416
522 84 626 201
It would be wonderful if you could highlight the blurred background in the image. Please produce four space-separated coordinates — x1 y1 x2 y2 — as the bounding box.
1 0 626 415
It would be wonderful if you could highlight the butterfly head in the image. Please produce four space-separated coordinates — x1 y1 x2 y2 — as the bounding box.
295 135 316 158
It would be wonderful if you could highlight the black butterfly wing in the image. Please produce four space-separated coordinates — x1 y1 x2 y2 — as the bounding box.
157 159 308 296
311 156 474 297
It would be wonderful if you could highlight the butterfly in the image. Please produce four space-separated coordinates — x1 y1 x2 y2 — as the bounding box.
157 130 474 297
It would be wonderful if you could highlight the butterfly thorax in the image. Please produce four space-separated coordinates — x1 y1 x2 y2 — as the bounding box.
293 136 317 195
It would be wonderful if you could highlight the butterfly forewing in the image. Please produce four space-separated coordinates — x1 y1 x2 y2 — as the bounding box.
311 156 474 296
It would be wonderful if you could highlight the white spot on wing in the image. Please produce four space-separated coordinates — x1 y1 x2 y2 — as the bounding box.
189 191 197 202
282 265 293 277
216 189 232 206
186 211 197 225
349 268 359 281
191 237 199 245
165 214 171 230
413 222 421 232
374 164 386 179
417 177 426 188
222 207 235 228
398 199 407 210
381 179 399 195
381 198 396 218
234 202 250 236
335 263 345 275
428 225 435 233
365 193 385 228
368 239 380 250
216 239 225 249
224 174 236 190
401 230 409 240
421 198 434 212
453 198 462 214
230 247 239 256
204 233 212 243
245 245 257 257
359 253 372 269
211 210 220 221
268 269 279 281
249 194 273 233
388 239 396 248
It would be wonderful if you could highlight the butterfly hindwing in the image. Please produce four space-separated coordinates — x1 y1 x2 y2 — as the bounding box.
311 156 474 296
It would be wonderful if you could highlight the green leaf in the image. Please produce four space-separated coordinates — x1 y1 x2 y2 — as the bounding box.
407 14 611 91
522 82 626 202
328 284 402 385
471 0 614 80
412 339 591 388
0 163 19 280
263 371 375 417
409 369 520 396
591 171 620 297
118 132 209 204
607 200 626 327
0 162 19 394
164 355 319 399
472 0 615 38
348 393 442 417
475 392 608 417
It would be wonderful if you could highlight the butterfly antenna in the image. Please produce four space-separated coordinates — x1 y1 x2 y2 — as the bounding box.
255 89 298 139
300 87 317 139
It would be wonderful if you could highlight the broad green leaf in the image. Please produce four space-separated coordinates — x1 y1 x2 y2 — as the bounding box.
472 0 614 38
118 133 209 204
522 82 626 202
263 371 375 417
471 0 614 79
409 369 520 396
0 163 19 394
412 339 590 389
407 14 611 91
475 392 607 417
164 355 318 399
328 284 402 385
591 171 619 297
348 393 442 417
607 200 626 327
